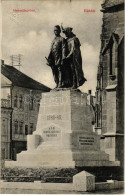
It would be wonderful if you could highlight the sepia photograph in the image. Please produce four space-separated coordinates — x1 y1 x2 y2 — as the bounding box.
0 0 124 194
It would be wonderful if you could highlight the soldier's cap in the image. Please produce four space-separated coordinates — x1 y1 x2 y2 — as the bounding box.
62 27 73 34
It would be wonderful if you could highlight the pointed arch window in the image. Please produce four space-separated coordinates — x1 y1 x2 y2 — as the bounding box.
109 36 117 80
109 43 113 75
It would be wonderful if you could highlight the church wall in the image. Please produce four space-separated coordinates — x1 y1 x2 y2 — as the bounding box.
96 0 124 168
99 1 124 134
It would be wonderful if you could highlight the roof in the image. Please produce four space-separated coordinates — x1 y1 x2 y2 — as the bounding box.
1 64 51 91
101 0 124 9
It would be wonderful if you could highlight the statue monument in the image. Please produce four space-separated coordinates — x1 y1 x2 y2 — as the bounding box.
46 25 86 89
5 26 119 169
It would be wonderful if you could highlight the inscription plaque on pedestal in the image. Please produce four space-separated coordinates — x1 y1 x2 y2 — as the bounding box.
79 136 94 146
42 125 61 141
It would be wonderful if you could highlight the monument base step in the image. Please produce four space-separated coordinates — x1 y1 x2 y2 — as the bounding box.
5 160 120 168
5 147 120 168
6 149 119 167
16 150 109 161
6 148 111 168
5 157 120 168
75 160 120 167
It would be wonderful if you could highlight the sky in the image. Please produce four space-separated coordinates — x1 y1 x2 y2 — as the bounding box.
1 0 103 94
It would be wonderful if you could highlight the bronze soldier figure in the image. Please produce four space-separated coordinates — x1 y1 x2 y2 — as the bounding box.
46 25 65 88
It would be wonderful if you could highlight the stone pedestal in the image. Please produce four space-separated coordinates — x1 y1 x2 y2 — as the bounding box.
73 171 95 191
5 90 119 168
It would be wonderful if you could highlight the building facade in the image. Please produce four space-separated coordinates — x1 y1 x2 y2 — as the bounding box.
95 0 124 170
1 100 12 162
1 61 50 160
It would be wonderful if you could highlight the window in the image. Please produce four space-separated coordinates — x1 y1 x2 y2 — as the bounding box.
1 148 5 160
25 125 28 135
29 123 33 134
29 97 34 110
2 119 7 135
14 95 18 107
19 121 23 134
109 44 113 75
19 95 23 108
109 38 117 79
14 120 18 134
